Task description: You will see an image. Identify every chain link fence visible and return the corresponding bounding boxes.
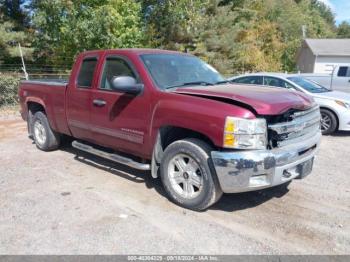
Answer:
[0,73,22,107]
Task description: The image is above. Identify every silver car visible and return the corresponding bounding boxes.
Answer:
[229,73,350,134]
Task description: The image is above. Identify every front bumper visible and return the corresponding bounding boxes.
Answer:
[338,109,350,131]
[211,131,321,193]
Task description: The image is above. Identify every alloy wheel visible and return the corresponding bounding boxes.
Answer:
[320,113,331,132]
[167,154,203,199]
[34,120,47,146]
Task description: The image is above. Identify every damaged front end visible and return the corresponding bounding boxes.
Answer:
[211,105,321,193]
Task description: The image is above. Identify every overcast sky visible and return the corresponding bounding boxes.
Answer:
[319,0,350,24]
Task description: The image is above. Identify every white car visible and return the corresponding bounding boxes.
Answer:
[229,73,350,134]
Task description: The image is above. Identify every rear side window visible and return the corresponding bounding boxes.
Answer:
[337,66,350,77]
[77,58,98,88]
[233,76,263,85]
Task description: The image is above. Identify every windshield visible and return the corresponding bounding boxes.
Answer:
[287,76,330,93]
[140,54,225,89]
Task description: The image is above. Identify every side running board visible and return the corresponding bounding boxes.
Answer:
[72,140,150,170]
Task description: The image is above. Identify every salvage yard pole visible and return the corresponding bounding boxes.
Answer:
[18,43,29,80]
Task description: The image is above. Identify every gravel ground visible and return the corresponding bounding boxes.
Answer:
[0,116,349,254]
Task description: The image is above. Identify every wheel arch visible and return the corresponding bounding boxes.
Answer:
[27,101,46,115]
[26,100,47,137]
[320,106,339,131]
[151,125,216,178]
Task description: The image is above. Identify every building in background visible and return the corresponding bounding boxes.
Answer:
[296,39,350,74]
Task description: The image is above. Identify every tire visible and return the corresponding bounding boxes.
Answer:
[27,110,34,139]
[320,109,337,135]
[31,111,61,151]
[160,138,223,211]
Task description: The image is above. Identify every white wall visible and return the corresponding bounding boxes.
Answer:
[314,56,350,73]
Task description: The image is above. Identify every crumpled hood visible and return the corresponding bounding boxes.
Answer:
[173,84,315,115]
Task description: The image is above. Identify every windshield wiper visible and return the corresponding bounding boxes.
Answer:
[164,81,214,90]
[181,81,214,86]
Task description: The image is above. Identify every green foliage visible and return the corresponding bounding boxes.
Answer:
[0,0,29,27]
[0,21,32,62]
[0,74,20,106]
[192,0,337,73]
[192,2,286,74]
[138,0,338,74]
[0,0,32,65]
[259,0,335,71]
[140,0,208,51]
[31,0,145,66]
[337,21,350,38]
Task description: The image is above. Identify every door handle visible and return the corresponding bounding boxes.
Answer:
[93,99,106,107]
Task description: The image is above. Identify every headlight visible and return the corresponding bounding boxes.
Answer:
[335,100,350,109]
[223,117,267,149]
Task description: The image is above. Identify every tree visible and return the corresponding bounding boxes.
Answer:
[140,0,208,51]
[0,1,32,66]
[263,0,335,71]
[192,1,285,75]
[0,0,29,28]
[0,20,31,63]
[31,0,145,66]
[337,21,350,38]
[310,0,335,28]
[195,0,336,73]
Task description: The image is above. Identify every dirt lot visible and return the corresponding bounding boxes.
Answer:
[0,115,349,255]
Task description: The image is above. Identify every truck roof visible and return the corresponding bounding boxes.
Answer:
[80,48,191,56]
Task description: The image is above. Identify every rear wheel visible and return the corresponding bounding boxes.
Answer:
[31,111,61,151]
[160,138,223,211]
[320,109,337,135]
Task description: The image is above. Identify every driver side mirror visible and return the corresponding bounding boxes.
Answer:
[111,76,143,95]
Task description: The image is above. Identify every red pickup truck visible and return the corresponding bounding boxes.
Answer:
[19,49,321,210]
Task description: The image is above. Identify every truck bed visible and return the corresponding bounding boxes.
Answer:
[19,79,71,136]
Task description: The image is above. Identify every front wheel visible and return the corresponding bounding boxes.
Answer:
[160,138,223,211]
[31,111,61,151]
[320,109,337,135]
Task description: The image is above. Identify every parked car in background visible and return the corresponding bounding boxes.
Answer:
[301,65,350,93]
[19,49,321,211]
[229,73,350,134]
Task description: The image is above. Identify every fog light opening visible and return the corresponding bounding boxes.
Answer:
[249,174,269,187]
[283,170,292,178]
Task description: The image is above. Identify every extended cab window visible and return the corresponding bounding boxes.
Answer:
[337,66,350,77]
[233,76,263,85]
[77,58,98,88]
[100,57,137,90]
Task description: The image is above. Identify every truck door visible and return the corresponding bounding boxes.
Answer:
[66,54,99,141]
[334,66,350,92]
[89,55,151,158]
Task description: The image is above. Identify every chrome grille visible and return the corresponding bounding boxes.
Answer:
[268,106,321,148]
